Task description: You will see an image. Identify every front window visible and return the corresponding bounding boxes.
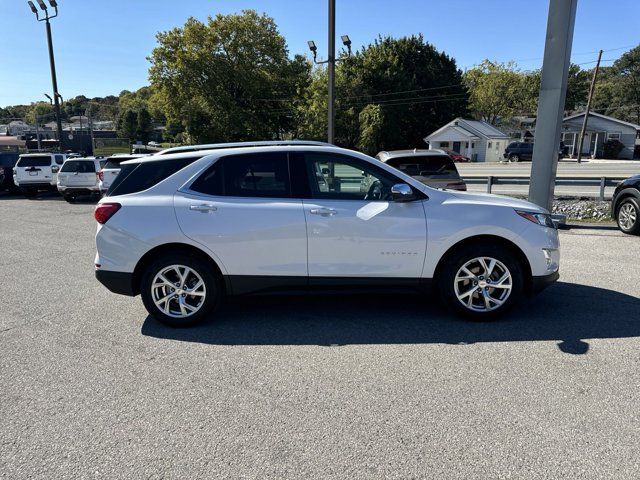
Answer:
[305,153,398,201]
[439,141,450,148]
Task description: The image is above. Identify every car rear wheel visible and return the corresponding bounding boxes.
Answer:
[141,254,221,327]
[616,198,640,235]
[64,194,76,203]
[509,154,520,163]
[437,244,524,320]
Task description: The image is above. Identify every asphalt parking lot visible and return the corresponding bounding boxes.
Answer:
[1,194,640,479]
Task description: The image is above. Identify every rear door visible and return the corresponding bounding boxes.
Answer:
[14,155,53,185]
[58,160,97,187]
[301,152,427,278]
[174,152,308,279]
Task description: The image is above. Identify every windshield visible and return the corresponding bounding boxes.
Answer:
[16,155,51,168]
[386,155,458,177]
[61,160,96,173]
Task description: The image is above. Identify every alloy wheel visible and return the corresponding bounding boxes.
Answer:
[151,264,207,318]
[618,202,637,231]
[454,257,512,312]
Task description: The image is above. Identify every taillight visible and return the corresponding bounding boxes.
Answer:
[446,181,467,191]
[97,170,104,181]
[94,203,121,224]
[51,166,60,173]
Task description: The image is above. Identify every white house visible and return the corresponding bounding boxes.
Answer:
[424,118,511,162]
[561,111,639,159]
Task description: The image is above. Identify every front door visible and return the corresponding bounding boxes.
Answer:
[452,141,461,154]
[300,152,427,278]
[174,152,308,278]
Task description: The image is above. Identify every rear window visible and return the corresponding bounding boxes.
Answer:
[189,152,290,198]
[386,155,458,177]
[61,160,96,173]
[106,157,199,196]
[17,155,51,168]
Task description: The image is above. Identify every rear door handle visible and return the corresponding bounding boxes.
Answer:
[189,204,217,213]
[309,207,337,217]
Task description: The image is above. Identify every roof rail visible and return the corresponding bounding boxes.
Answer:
[155,140,333,156]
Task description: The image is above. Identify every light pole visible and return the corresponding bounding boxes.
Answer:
[308,0,352,144]
[27,0,64,152]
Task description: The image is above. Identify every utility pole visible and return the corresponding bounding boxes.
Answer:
[87,107,95,156]
[28,1,64,152]
[528,0,578,211]
[327,0,336,144]
[307,1,352,145]
[576,49,603,164]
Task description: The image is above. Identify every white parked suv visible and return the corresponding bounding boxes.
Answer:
[57,157,105,201]
[94,144,560,327]
[98,154,148,193]
[13,152,66,196]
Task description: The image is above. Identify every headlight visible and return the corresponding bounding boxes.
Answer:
[515,210,555,228]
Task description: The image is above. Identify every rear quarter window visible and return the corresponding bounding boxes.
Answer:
[106,157,200,196]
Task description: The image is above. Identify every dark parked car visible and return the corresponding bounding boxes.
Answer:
[504,142,565,162]
[503,142,534,162]
[611,175,640,235]
[0,152,20,192]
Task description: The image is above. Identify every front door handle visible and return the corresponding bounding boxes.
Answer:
[309,207,337,217]
[189,204,217,213]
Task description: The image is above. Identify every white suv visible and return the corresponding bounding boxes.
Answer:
[57,157,105,201]
[98,154,148,193]
[94,144,560,327]
[13,153,66,196]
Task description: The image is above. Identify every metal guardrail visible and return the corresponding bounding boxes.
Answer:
[463,176,625,201]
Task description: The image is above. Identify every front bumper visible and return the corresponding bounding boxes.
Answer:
[95,270,136,296]
[531,270,560,294]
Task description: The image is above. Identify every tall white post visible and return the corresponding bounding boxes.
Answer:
[528,0,578,210]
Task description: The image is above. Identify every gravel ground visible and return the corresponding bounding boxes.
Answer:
[1,194,640,479]
[553,200,612,222]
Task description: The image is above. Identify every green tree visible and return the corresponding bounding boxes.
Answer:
[136,108,154,143]
[357,104,384,155]
[464,60,532,124]
[148,10,310,143]
[117,110,138,141]
[25,101,55,124]
[298,35,468,151]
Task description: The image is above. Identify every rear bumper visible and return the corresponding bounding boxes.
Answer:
[531,271,560,294]
[95,269,136,296]
[58,186,100,194]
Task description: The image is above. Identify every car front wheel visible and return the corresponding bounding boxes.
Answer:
[141,254,221,327]
[509,154,520,163]
[438,244,524,319]
[616,198,640,235]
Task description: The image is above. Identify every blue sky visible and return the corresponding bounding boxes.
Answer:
[1,0,639,107]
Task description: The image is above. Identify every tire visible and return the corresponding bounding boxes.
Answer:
[437,243,525,320]
[64,194,76,203]
[616,197,640,235]
[141,254,221,327]
[509,154,520,163]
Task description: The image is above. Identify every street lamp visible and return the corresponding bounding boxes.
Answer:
[307,1,352,144]
[27,0,64,152]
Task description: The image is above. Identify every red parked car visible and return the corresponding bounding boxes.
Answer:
[443,149,471,163]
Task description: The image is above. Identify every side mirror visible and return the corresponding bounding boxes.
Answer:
[391,183,415,202]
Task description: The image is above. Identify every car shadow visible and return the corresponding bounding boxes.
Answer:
[141,282,640,354]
